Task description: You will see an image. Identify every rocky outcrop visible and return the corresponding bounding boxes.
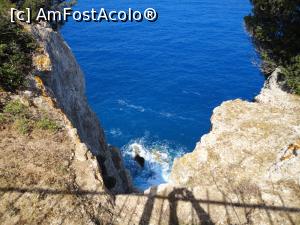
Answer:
[0,93,114,224]
[29,23,132,194]
[111,69,300,225]
[29,26,299,223]
[167,69,300,224]
[1,21,299,224]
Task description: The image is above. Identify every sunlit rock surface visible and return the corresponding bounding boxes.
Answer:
[1,21,299,224]
[31,23,132,194]
[0,93,113,225]
[112,70,300,225]
[167,69,300,224]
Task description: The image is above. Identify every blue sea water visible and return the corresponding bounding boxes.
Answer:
[61,0,264,190]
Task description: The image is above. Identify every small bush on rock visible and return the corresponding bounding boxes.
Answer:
[14,118,31,134]
[36,117,60,132]
[3,100,29,117]
[245,0,300,94]
[0,113,6,124]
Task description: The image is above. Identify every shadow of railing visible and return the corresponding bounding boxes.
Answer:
[1,186,300,225]
[167,188,214,225]
[138,186,158,225]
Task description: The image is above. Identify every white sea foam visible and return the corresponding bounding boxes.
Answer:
[159,112,174,118]
[159,111,194,121]
[182,90,202,96]
[109,128,122,137]
[122,138,185,190]
[118,99,145,112]
[118,99,193,122]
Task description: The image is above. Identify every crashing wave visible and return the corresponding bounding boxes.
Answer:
[121,137,185,190]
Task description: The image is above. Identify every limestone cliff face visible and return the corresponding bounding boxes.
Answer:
[111,70,300,225]
[171,69,300,187]
[30,23,132,194]
[24,24,300,223]
[2,21,299,224]
[166,69,300,224]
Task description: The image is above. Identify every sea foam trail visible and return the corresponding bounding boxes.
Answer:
[118,99,194,121]
[122,138,185,190]
[118,99,145,112]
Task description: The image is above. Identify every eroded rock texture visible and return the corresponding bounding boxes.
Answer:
[1,22,299,224]
[0,94,114,225]
[30,23,132,194]
[167,69,300,224]
[112,70,300,225]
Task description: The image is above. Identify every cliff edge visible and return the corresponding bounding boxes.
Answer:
[30,23,132,194]
[113,69,300,225]
[0,22,132,224]
[1,22,299,224]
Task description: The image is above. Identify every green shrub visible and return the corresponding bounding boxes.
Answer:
[0,0,74,91]
[3,100,29,117]
[0,7,37,92]
[36,117,60,132]
[282,55,300,95]
[0,113,6,124]
[0,0,14,13]
[21,0,52,19]
[1,100,61,133]
[14,118,31,134]
[245,0,300,94]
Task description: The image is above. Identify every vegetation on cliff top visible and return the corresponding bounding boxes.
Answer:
[245,0,300,94]
[1,0,299,94]
[0,0,37,92]
[0,98,61,134]
[0,0,71,92]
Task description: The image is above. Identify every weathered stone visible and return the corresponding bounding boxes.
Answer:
[30,23,132,194]
[111,70,300,225]
[1,20,299,224]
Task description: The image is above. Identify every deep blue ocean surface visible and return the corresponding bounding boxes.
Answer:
[61,0,264,190]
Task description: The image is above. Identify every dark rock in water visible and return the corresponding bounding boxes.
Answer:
[134,154,145,168]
